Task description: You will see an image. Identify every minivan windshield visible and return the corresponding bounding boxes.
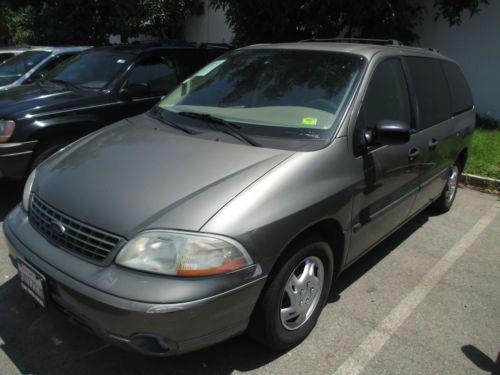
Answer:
[43,51,133,89]
[0,50,50,86]
[159,49,365,149]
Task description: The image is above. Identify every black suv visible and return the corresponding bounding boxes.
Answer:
[0,42,230,180]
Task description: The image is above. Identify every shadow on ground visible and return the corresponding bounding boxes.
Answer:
[0,181,23,221]
[0,183,431,375]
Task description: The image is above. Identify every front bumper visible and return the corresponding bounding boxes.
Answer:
[0,141,37,180]
[3,205,266,355]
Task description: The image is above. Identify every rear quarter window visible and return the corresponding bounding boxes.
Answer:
[405,57,452,129]
[441,61,473,115]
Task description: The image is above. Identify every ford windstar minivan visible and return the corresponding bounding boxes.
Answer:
[4,39,475,355]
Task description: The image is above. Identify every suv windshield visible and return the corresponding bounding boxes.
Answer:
[159,49,365,149]
[43,51,133,89]
[0,50,50,86]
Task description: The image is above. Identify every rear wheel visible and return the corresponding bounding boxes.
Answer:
[248,235,334,351]
[431,162,461,213]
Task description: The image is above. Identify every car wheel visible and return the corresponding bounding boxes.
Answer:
[431,162,461,213]
[248,235,334,351]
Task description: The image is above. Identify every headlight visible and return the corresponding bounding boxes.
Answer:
[116,230,253,276]
[0,120,15,143]
[22,169,36,211]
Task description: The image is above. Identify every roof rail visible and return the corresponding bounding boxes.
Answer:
[299,38,404,46]
[195,42,233,49]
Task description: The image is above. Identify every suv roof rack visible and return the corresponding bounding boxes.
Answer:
[299,38,404,46]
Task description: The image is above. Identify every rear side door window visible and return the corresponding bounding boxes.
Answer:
[354,58,411,153]
[441,61,473,115]
[404,57,452,130]
[127,55,179,97]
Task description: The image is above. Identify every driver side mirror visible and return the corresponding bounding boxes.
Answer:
[364,120,411,146]
[119,82,151,101]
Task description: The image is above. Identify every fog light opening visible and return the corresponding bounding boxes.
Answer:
[130,333,172,355]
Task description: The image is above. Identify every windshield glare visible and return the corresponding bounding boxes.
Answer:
[0,50,50,86]
[44,51,132,89]
[159,49,365,142]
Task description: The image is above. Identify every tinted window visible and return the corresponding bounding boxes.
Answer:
[0,50,50,85]
[405,57,451,129]
[127,55,178,95]
[38,53,77,75]
[441,61,473,115]
[44,51,133,89]
[171,49,207,77]
[0,53,15,63]
[355,59,411,147]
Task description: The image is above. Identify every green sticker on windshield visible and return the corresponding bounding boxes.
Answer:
[302,117,318,126]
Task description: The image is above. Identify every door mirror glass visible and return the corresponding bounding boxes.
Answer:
[365,120,411,146]
[119,82,151,100]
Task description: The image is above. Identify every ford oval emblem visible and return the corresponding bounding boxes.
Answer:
[49,220,66,236]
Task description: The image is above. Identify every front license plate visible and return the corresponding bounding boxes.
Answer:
[17,258,47,307]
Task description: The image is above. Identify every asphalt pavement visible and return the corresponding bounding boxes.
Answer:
[0,184,498,375]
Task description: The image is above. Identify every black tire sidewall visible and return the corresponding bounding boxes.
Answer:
[251,237,334,351]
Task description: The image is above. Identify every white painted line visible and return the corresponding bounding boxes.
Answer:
[333,205,499,375]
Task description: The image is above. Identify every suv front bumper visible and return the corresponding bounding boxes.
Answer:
[0,141,37,180]
[3,205,266,355]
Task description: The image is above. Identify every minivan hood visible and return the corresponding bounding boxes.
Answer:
[0,83,97,119]
[35,117,293,237]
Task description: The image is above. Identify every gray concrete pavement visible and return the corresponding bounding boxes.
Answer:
[0,186,498,375]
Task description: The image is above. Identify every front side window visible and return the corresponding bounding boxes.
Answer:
[0,50,50,86]
[43,51,133,89]
[158,49,365,149]
[127,55,178,96]
[354,59,411,151]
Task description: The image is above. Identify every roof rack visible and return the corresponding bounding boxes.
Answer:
[299,38,404,46]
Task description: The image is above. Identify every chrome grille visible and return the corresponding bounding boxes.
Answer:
[30,195,123,263]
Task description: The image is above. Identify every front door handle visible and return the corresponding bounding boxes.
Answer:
[428,138,439,150]
[408,147,420,161]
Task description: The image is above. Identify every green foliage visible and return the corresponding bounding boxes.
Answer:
[0,0,196,46]
[464,129,500,179]
[211,0,489,46]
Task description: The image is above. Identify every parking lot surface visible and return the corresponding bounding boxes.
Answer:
[0,184,498,375]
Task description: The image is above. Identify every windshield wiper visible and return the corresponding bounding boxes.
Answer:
[149,107,196,135]
[178,111,260,147]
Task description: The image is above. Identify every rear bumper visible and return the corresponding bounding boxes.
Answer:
[0,141,36,180]
[3,207,266,355]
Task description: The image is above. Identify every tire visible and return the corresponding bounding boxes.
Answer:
[431,161,461,213]
[248,235,334,351]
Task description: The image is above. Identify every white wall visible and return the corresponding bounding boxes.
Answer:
[183,3,234,44]
[415,1,500,118]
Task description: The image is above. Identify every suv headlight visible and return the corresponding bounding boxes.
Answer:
[116,230,253,276]
[22,169,36,211]
[0,120,15,143]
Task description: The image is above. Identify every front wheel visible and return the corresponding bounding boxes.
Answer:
[248,236,334,351]
[431,162,461,213]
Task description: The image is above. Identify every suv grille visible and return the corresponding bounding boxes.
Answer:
[30,195,123,263]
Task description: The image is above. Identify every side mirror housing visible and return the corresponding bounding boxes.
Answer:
[364,120,411,146]
[119,82,151,100]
